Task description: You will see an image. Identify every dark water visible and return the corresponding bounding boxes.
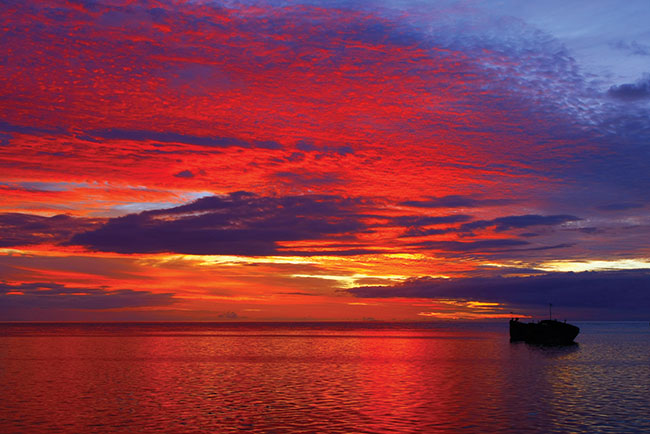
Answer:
[0,322,648,433]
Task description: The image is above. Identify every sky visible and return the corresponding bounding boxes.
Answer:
[1,0,649,321]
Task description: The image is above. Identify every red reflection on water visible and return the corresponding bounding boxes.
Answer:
[5,323,644,433]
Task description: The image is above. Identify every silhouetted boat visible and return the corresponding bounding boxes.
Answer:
[509,318,579,345]
[510,304,579,345]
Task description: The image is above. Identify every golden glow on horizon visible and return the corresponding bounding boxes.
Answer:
[290,273,407,288]
[411,299,512,320]
[436,299,503,309]
[466,301,501,308]
[538,259,650,272]
[168,254,319,266]
[182,294,269,302]
[417,311,515,320]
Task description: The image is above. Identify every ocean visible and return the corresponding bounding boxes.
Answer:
[0,321,648,433]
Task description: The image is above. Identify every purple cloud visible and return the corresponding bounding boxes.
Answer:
[0,213,100,247]
[411,239,530,252]
[607,74,650,100]
[0,282,175,311]
[174,170,195,179]
[348,270,650,320]
[460,214,581,233]
[394,214,474,226]
[82,129,283,149]
[70,192,368,255]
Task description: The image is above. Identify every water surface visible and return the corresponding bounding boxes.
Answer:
[1,322,648,433]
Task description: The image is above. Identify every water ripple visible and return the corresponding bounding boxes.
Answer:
[0,322,648,433]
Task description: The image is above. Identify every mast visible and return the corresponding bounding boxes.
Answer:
[549,303,552,320]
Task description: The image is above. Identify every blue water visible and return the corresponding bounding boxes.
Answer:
[0,322,648,433]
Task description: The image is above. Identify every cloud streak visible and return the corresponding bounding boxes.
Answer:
[83,129,283,150]
[0,281,175,311]
[460,214,581,233]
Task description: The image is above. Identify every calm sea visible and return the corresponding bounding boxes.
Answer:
[0,322,648,433]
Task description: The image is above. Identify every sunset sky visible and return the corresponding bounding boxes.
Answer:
[1,0,649,321]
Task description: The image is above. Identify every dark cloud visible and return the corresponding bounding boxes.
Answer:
[348,270,650,319]
[412,239,530,251]
[464,265,549,278]
[607,74,650,100]
[397,214,580,239]
[460,214,581,233]
[0,213,100,247]
[0,282,174,311]
[82,129,283,149]
[400,228,453,237]
[0,119,63,136]
[394,214,473,226]
[285,152,305,162]
[70,192,367,255]
[409,239,573,254]
[1,119,284,152]
[0,132,11,146]
[295,140,355,156]
[400,195,517,209]
[596,202,645,211]
[1,181,88,192]
[174,169,195,178]
[394,214,473,237]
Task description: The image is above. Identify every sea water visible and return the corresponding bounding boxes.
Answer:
[0,322,648,433]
